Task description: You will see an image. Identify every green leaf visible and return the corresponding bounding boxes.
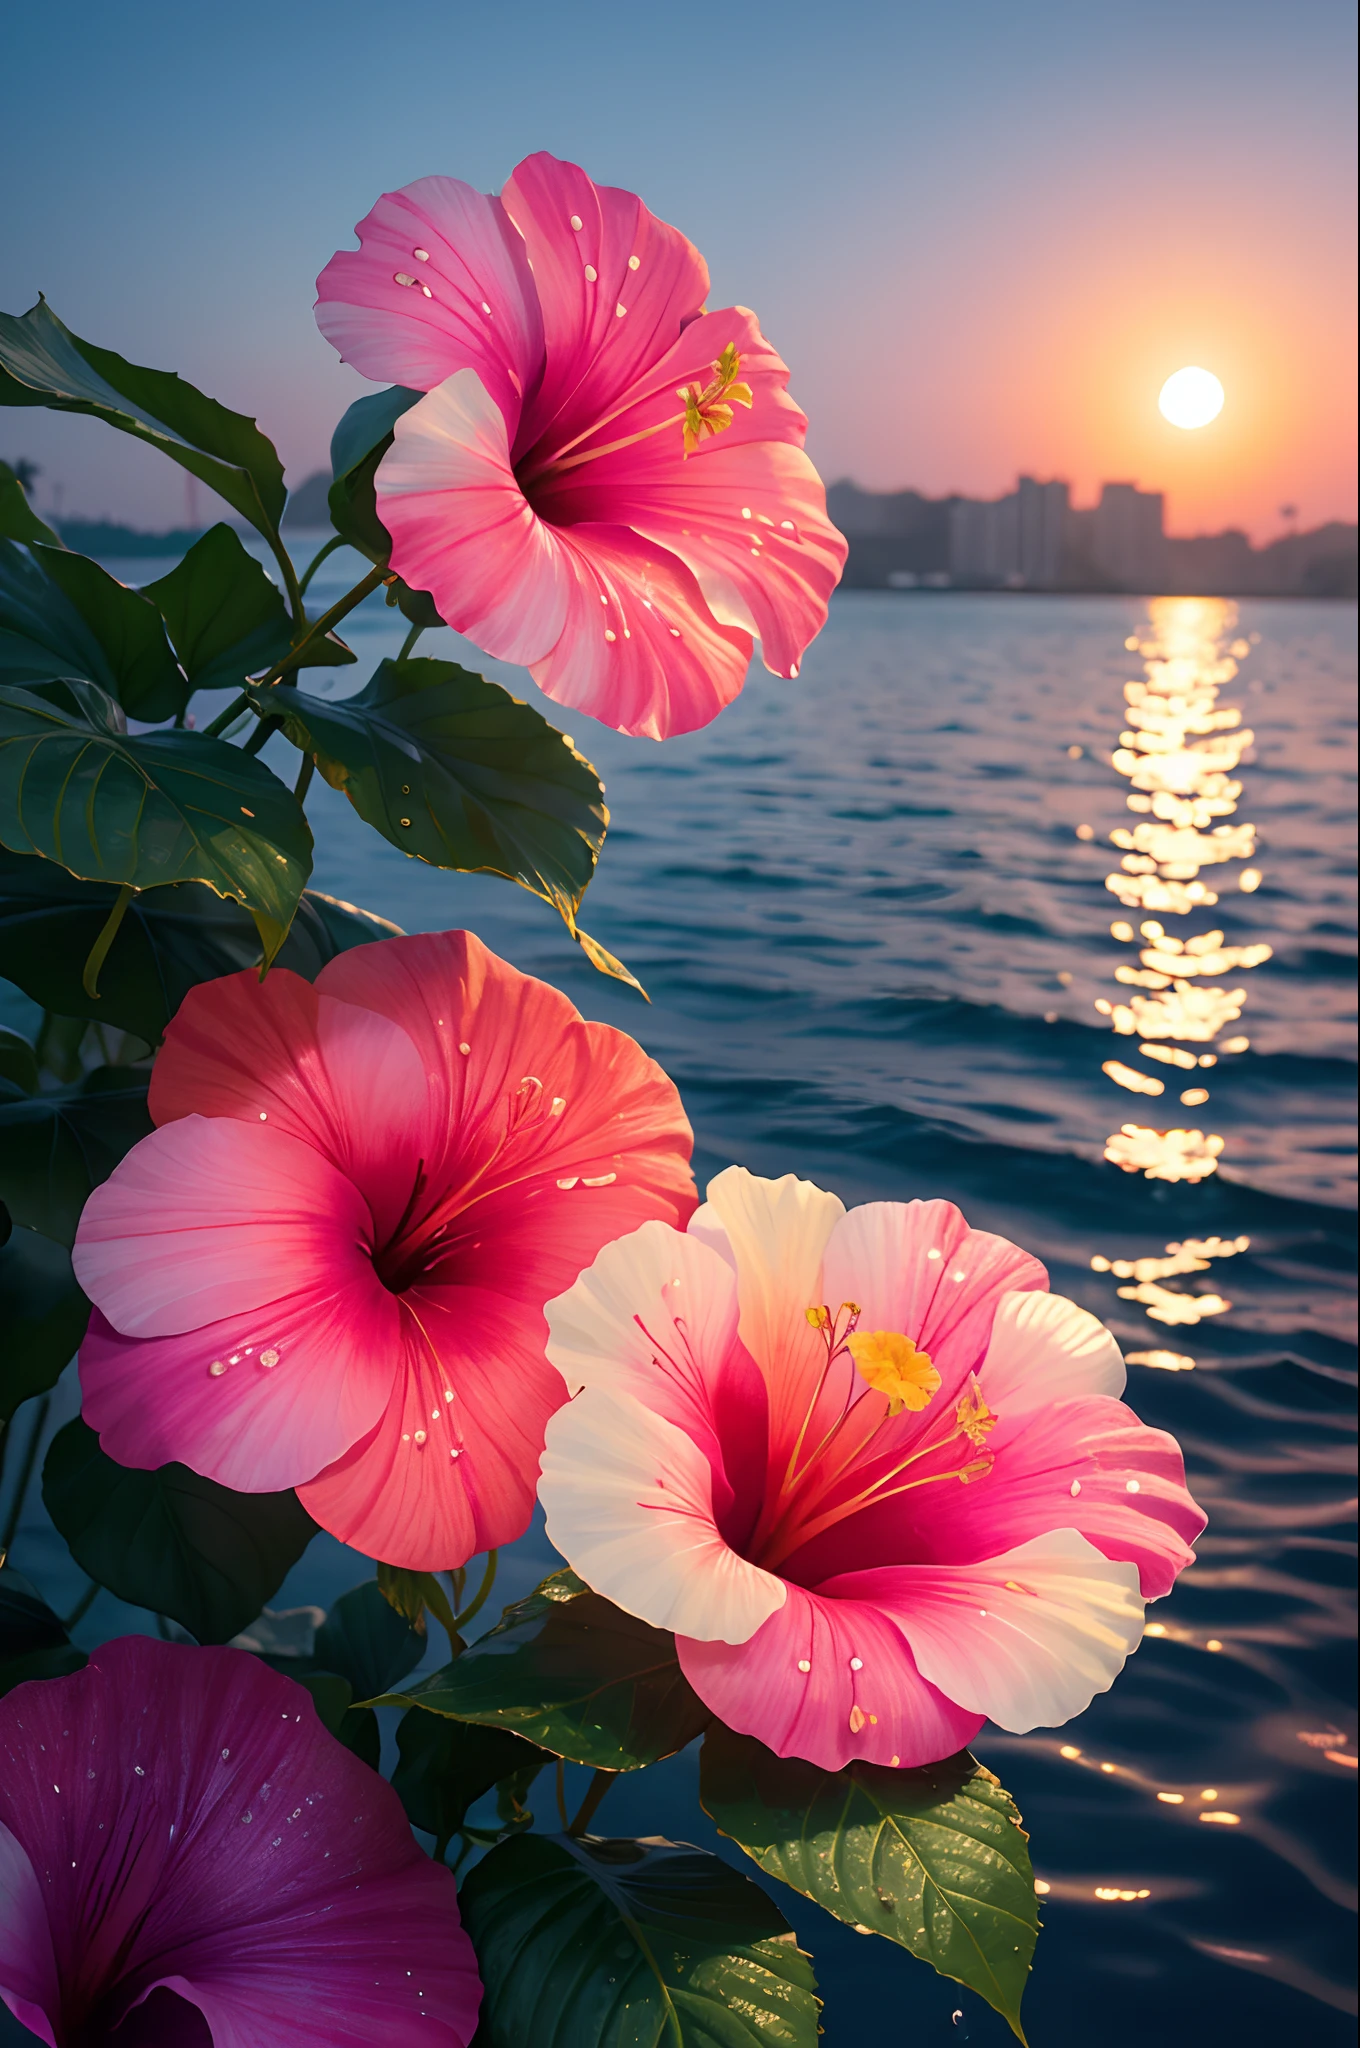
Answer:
[0,460,60,547]
[699,1727,1039,2042]
[293,1670,381,1771]
[0,846,401,1046]
[328,386,442,629]
[377,1568,710,1770]
[460,1832,820,2048]
[0,538,187,722]
[313,1578,427,1701]
[141,523,294,692]
[0,1566,87,1699]
[0,678,313,964]
[42,1417,318,1644]
[0,1068,152,1243]
[257,659,607,936]
[0,1221,90,1420]
[0,298,287,539]
[393,1710,548,1843]
[0,1026,38,1093]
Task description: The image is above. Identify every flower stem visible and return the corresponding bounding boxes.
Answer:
[293,754,315,804]
[81,884,135,1000]
[567,1768,617,1837]
[452,1549,498,1633]
[265,529,307,629]
[0,1395,51,1564]
[201,561,389,740]
[397,622,425,661]
[298,533,346,597]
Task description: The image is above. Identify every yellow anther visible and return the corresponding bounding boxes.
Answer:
[682,343,753,455]
[956,1378,998,1448]
[805,1304,832,1330]
[846,1330,941,1415]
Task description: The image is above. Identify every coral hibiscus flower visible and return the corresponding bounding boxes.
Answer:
[73,931,694,1570]
[0,1636,479,2045]
[315,152,847,740]
[539,1168,1206,1770]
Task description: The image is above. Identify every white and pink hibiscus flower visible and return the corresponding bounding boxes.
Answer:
[538,1168,1206,1770]
[315,152,847,740]
[73,931,694,1571]
[0,1637,480,2046]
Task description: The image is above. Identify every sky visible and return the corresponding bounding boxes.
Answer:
[2,0,1355,541]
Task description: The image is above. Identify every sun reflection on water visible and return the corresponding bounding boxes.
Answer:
[1092,597,1271,1359]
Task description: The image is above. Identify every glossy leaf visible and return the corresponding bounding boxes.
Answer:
[0,538,186,722]
[0,298,287,538]
[0,1068,152,1244]
[393,1711,548,1844]
[42,1417,318,1644]
[258,659,606,934]
[0,1221,90,1420]
[0,1567,87,1700]
[460,1831,820,2048]
[141,523,294,692]
[0,847,401,1046]
[699,1726,1038,2042]
[0,460,61,547]
[328,385,440,627]
[313,1579,427,1701]
[376,1569,710,1770]
[0,677,313,963]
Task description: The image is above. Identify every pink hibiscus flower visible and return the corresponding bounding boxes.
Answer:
[538,1168,1206,1771]
[73,931,694,1570]
[0,1636,479,2046]
[315,151,847,740]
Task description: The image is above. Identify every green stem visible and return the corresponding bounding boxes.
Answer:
[265,528,307,629]
[451,1549,498,1633]
[397,622,425,661]
[555,1759,569,1830]
[63,1578,101,1632]
[298,532,346,597]
[241,714,281,759]
[567,1768,617,1838]
[201,690,253,740]
[202,561,389,740]
[0,1394,51,1563]
[81,885,135,1000]
[294,754,315,804]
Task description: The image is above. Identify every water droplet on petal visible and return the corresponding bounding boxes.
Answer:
[241,1809,252,1823]
[413,248,430,261]
[605,629,616,643]
[849,1656,863,1671]
[259,1348,281,1368]
[570,214,583,230]
[616,303,627,317]
[459,1042,471,1055]
[209,1360,228,1378]
[790,663,800,678]
[582,1172,617,1187]
[927,1247,942,1260]
[1071,1479,1082,1496]
[848,1704,867,1733]
[413,1430,428,1445]
[1126,1479,1141,1493]
[797,1658,811,1672]
[557,1176,580,1191]
[584,264,597,282]
[220,1748,230,1760]
[628,254,640,270]
[550,1096,567,1116]
[259,1111,268,1121]
[741,507,752,519]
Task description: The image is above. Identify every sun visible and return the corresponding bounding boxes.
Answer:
[1159,366,1225,430]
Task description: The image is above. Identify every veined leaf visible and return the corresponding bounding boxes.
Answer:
[328,385,439,627]
[699,1726,1039,2042]
[0,847,400,1045]
[460,1831,820,2048]
[142,523,294,692]
[312,1579,426,1702]
[0,1068,152,1244]
[0,537,186,722]
[42,1417,318,1645]
[0,298,286,538]
[392,1712,549,1843]
[0,677,312,963]
[256,658,608,940]
[374,1568,710,1770]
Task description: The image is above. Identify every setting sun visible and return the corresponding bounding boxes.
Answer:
[1159,365,1226,431]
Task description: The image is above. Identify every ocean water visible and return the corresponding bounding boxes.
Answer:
[3,564,1355,2046]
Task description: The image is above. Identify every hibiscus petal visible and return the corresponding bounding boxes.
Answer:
[377,370,573,666]
[0,1822,58,2045]
[149,969,434,1244]
[526,305,845,679]
[0,1639,480,2047]
[315,174,542,430]
[501,151,709,461]
[854,1528,1146,1733]
[299,1285,565,1570]
[678,1581,982,1772]
[526,522,753,740]
[699,1167,845,1468]
[980,1289,1127,1410]
[76,1119,398,1491]
[540,1385,785,1645]
[822,1199,1048,1396]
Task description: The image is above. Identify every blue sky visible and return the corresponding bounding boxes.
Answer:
[3,0,1355,535]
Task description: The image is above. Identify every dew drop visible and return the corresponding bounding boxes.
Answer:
[420,285,433,298]
[221,1748,230,1760]
[259,1111,268,1121]
[394,271,416,288]
[849,1656,863,1671]
[741,507,752,519]
[570,214,583,230]
[797,1659,811,1673]
[582,1172,617,1187]
[413,1430,428,1445]
[459,1042,471,1055]
[413,247,430,261]
[431,1409,440,1420]
[604,629,617,643]
[443,1389,455,1403]
[1126,1480,1141,1493]
[449,1447,462,1460]
[616,303,627,318]
[927,1247,942,1261]
[133,1766,145,1777]
[480,301,491,315]
[627,254,640,270]
[557,1176,580,1191]
[241,1810,252,1824]
[259,1348,281,1368]
[399,817,412,829]
[668,627,681,638]
[551,1096,567,1116]
[209,1360,228,1378]
[951,1269,967,1282]
[1071,1479,1082,1496]
[848,1704,867,1733]
[584,264,597,282]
